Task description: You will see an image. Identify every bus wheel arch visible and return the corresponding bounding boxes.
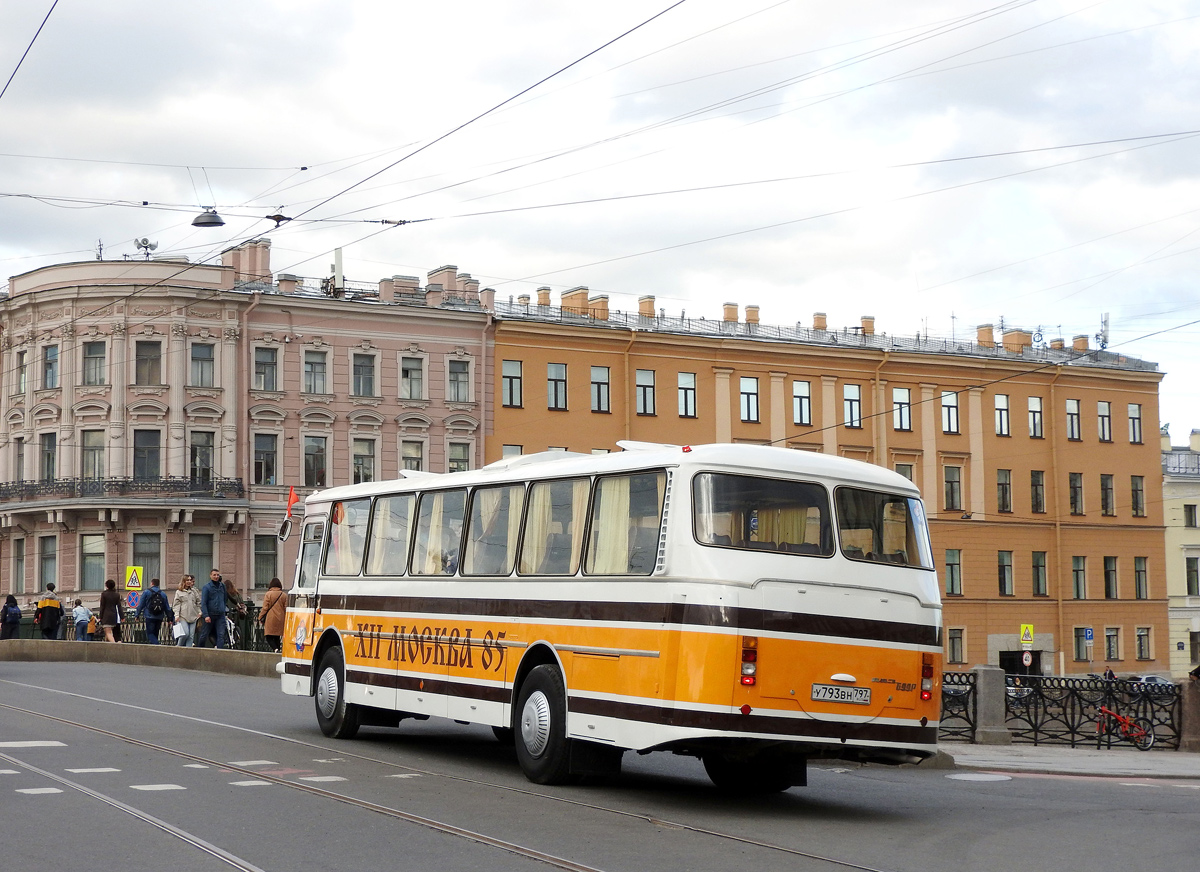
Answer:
[313,638,362,739]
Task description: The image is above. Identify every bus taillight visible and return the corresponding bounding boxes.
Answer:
[920,652,934,700]
[740,637,758,686]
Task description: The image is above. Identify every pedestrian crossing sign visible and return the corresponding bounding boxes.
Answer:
[125,566,144,591]
[1020,624,1034,644]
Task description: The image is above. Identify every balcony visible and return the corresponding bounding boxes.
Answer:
[0,476,245,503]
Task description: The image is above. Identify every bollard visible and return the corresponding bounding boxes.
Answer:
[972,665,1012,745]
[1182,680,1200,753]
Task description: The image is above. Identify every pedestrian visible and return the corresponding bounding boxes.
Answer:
[98,579,123,643]
[199,569,228,649]
[257,578,287,653]
[72,599,93,641]
[34,583,64,641]
[172,574,201,647]
[1,594,21,640]
[1103,666,1117,681]
[135,578,174,645]
[1189,664,1200,682]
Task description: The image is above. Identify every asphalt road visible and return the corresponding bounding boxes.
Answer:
[1,661,1197,872]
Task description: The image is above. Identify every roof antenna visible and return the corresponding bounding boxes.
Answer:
[1096,312,1109,349]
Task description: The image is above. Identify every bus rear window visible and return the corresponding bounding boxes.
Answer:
[693,473,832,556]
[834,487,933,569]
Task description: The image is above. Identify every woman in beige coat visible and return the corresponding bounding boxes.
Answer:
[172,575,202,647]
[257,578,287,653]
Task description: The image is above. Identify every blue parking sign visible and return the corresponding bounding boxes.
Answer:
[1084,627,1094,642]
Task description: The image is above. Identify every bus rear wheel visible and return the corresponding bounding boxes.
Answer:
[514,665,573,784]
[702,751,796,794]
[315,647,361,739]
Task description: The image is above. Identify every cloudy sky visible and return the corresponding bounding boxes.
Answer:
[2,1,1198,436]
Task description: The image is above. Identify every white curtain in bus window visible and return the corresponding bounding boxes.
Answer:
[586,472,665,575]
[834,487,933,568]
[365,494,415,575]
[464,484,525,575]
[323,499,371,575]
[412,489,467,575]
[519,478,589,575]
[692,473,831,555]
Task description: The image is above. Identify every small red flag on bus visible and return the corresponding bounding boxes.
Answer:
[286,486,299,518]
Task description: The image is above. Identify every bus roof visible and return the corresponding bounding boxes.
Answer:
[304,442,921,505]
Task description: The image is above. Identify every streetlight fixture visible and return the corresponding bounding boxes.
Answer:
[192,208,225,228]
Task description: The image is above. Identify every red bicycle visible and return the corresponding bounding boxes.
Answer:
[1095,705,1156,750]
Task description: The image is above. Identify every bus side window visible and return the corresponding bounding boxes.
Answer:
[323,499,371,576]
[411,489,467,576]
[585,471,666,576]
[519,478,588,576]
[365,494,415,576]
[464,484,524,576]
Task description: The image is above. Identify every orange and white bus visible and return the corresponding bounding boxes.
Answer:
[278,442,942,791]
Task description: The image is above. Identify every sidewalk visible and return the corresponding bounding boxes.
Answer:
[942,741,1200,779]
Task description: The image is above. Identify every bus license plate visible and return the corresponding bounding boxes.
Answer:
[811,683,871,705]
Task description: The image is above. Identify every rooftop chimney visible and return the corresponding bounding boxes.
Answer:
[813,312,827,331]
[861,315,875,336]
[561,287,589,314]
[638,295,655,317]
[517,294,530,307]
[588,295,609,320]
[723,302,738,322]
[427,265,459,292]
[1072,334,1090,352]
[378,277,395,303]
[1190,429,1200,453]
[976,324,995,348]
[1050,338,1065,350]
[1002,329,1032,354]
[394,275,420,297]
[537,287,551,307]
[745,305,760,324]
[277,273,299,295]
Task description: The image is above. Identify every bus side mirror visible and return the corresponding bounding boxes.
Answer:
[278,518,292,542]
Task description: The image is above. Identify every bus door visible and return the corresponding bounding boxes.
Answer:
[286,517,325,671]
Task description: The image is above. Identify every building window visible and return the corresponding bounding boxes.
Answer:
[254,536,277,589]
[1031,470,1046,513]
[941,391,959,434]
[998,551,1014,596]
[945,549,962,595]
[1069,472,1084,515]
[39,536,57,590]
[448,442,471,473]
[253,434,277,485]
[500,444,522,459]
[42,345,59,389]
[186,533,211,584]
[843,384,862,428]
[190,343,215,387]
[947,628,965,664]
[189,432,214,484]
[636,369,656,416]
[793,380,811,426]
[254,347,277,391]
[1128,404,1143,443]
[352,439,375,484]
[895,463,914,481]
[1188,557,1200,596]
[892,387,911,431]
[304,436,327,487]
[133,430,160,480]
[13,437,23,481]
[591,366,610,413]
[12,538,25,595]
[1074,627,1089,661]
[135,341,161,386]
[352,353,375,397]
[995,394,1010,436]
[547,363,567,411]
[303,351,327,394]
[402,440,424,471]
[1105,627,1120,661]
[80,533,105,591]
[448,359,470,403]
[1134,556,1148,599]
[80,430,105,480]
[1028,396,1043,438]
[740,377,759,422]
[1185,504,1197,527]
[1032,551,1047,596]
[1104,556,1118,599]
[678,372,697,418]
[944,466,962,511]
[996,469,1012,513]
[502,360,523,408]
[1131,475,1145,517]
[15,349,27,393]
[1072,556,1087,599]
[1065,398,1081,441]
[1097,401,1112,441]
[1135,627,1151,660]
[1099,473,1115,516]
[82,341,106,386]
[401,357,424,400]
[134,533,161,589]
[39,433,56,481]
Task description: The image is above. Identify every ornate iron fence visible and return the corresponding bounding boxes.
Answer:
[1004,675,1180,750]
[14,610,272,653]
[939,671,976,741]
[0,475,244,502]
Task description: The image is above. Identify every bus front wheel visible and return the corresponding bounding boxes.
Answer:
[315,647,361,739]
[514,665,573,784]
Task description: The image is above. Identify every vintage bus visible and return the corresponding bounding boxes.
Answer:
[277,442,942,791]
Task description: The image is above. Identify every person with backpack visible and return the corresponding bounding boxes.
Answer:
[72,599,94,641]
[135,578,174,645]
[34,583,64,641]
[1,594,21,640]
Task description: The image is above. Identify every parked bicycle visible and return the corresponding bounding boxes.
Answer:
[1095,704,1155,750]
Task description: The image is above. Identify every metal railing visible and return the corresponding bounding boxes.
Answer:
[0,475,244,502]
[1003,675,1180,749]
[9,609,273,653]
[939,671,977,741]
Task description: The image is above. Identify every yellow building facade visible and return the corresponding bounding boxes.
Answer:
[489,293,1169,677]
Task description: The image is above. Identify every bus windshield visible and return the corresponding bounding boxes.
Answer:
[834,487,933,569]
[692,472,833,556]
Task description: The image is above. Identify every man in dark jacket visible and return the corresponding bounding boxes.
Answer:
[135,578,175,645]
[34,583,64,640]
[199,569,228,649]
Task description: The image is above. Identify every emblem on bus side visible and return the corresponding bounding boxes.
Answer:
[295,622,307,652]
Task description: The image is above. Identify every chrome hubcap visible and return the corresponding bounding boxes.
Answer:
[316,666,339,719]
[520,690,552,757]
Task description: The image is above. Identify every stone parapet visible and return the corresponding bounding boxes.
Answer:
[0,639,279,679]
